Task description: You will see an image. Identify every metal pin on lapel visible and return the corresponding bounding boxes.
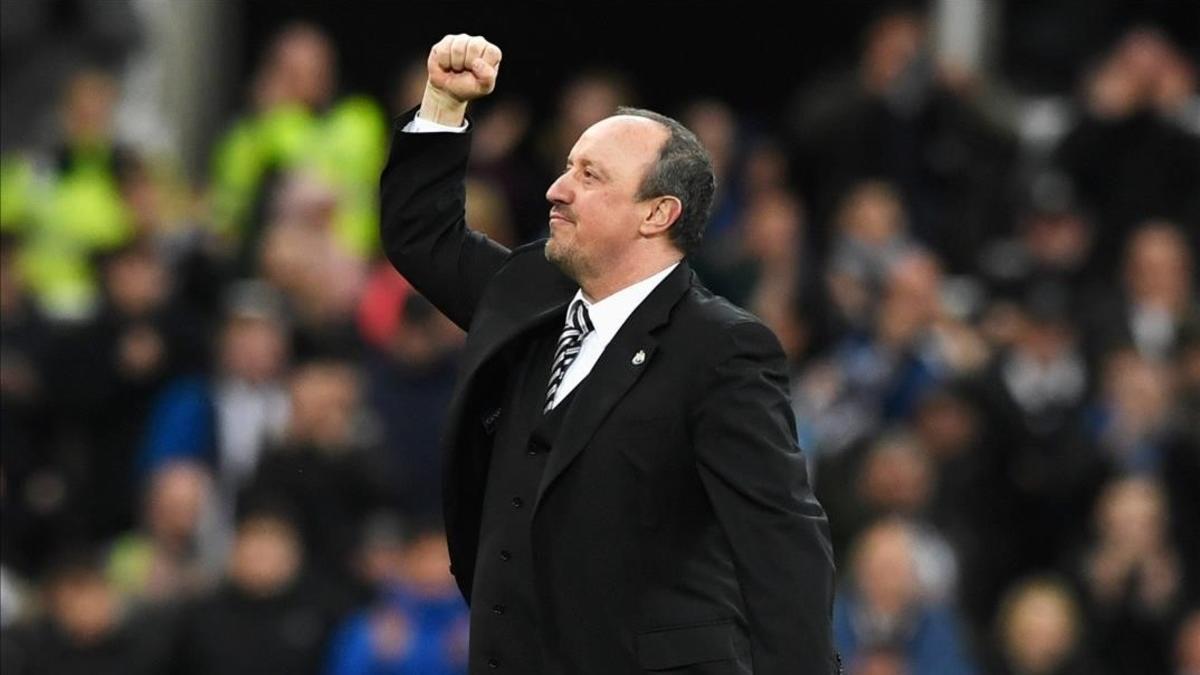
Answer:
[632,350,646,365]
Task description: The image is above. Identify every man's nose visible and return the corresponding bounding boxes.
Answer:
[546,173,571,205]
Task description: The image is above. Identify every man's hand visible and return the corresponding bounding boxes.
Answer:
[419,34,502,127]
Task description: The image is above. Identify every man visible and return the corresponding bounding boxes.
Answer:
[381,34,836,674]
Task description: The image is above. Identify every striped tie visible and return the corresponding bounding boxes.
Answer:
[545,299,594,412]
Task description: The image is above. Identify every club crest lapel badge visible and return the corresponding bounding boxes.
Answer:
[632,350,646,366]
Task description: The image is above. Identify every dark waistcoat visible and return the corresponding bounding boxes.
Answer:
[468,318,579,674]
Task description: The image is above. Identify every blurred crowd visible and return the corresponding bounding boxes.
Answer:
[1,8,1198,675]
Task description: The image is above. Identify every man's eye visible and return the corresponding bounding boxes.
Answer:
[583,170,597,180]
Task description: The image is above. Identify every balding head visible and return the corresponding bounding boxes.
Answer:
[544,107,713,298]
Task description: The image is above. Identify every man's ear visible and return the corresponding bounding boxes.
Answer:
[639,196,682,237]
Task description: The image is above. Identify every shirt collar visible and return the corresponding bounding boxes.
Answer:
[570,262,680,343]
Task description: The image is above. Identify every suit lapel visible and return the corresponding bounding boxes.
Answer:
[534,261,694,512]
[453,258,576,406]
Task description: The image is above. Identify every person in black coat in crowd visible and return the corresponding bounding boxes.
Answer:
[243,359,394,593]
[171,499,346,675]
[0,551,174,675]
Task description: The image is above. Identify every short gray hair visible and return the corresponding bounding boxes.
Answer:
[615,106,715,256]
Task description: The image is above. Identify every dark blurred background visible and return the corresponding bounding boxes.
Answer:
[1,1,1198,674]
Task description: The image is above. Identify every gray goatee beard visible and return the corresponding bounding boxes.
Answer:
[544,237,586,284]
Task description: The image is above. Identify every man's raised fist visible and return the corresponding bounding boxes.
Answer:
[427,34,502,104]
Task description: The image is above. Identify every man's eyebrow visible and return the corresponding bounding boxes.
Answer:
[565,157,608,177]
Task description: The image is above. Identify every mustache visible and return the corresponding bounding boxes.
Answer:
[549,207,575,222]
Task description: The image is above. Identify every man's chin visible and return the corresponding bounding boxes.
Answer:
[544,240,580,281]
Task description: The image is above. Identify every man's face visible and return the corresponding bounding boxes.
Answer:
[220,315,287,383]
[230,517,301,596]
[50,573,118,645]
[544,116,667,282]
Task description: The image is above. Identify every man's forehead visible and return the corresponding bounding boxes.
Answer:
[571,116,667,165]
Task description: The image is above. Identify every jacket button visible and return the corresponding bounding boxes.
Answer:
[499,550,511,561]
[488,658,500,669]
[511,497,523,508]
[526,439,546,455]
[492,604,505,615]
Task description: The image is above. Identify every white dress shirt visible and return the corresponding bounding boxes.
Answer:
[547,263,679,409]
[404,112,680,410]
[402,115,469,133]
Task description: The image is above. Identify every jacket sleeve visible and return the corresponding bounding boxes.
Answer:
[379,109,510,330]
[691,320,837,675]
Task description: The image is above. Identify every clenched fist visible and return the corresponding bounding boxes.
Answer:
[419,34,502,127]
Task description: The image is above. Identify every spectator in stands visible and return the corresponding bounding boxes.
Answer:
[802,249,966,458]
[8,69,139,319]
[681,102,820,365]
[350,511,409,593]
[66,239,203,539]
[210,22,386,268]
[326,518,469,675]
[1088,349,1176,474]
[911,387,1011,633]
[1055,29,1200,272]
[688,107,800,327]
[857,433,958,603]
[138,281,291,509]
[989,576,1098,675]
[244,359,391,587]
[175,499,345,675]
[106,460,223,606]
[979,170,1100,312]
[787,7,1016,271]
[741,189,815,363]
[972,280,1102,589]
[1074,477,1185,675]
[1,551,171,675]
[913,386,988,526]
[701,185,801,306]
[821,429,961,607]
[258,171,367,359]
[681,98,745,245]
[1088,221,1197,363]
[825,181,919,333]
[834,518,977,675]
[695,180,817,365]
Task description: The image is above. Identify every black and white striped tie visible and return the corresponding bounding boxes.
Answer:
[545,298,594,412]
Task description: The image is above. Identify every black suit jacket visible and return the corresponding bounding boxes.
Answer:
[381,110,836,674]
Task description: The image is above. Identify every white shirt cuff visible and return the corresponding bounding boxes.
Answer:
[402,115,470,133]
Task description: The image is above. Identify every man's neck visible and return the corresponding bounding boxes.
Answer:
[579,255,683,303]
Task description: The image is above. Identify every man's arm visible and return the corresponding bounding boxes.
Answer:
[379,34,507,330]
[692,320,837,674]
